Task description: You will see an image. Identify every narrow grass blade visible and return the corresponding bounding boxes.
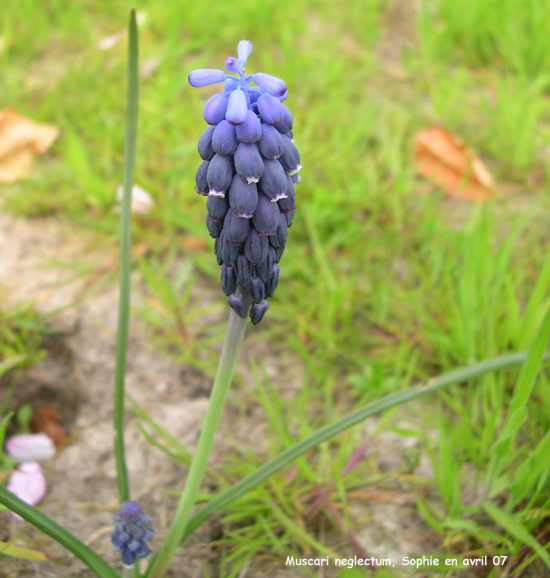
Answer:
[113,8,139,503]
[180,351,546,540]
[0,540,48,561]
[0,486,120,578]
[482,501,550,570]
[0,355,28,378]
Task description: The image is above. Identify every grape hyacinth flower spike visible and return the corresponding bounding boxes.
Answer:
[189,40,301,324]
[111,501,155,568]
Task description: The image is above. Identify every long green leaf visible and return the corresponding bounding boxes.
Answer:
[179,351,546,541]
[113,6,139,503]
[483,501,550,570]
[0,486,120,578]
[0,355,28,377]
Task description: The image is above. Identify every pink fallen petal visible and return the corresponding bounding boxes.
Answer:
[7,462,46,519]
[5,433,55,463]
[116,184,154,214]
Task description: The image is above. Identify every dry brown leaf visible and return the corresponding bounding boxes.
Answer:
[31,405,66,449]
[414,125,497,200]
[0,107,58,183]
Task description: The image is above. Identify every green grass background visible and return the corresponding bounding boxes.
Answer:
[2,0,550,576]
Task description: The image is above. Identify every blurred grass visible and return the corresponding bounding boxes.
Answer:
[2,0,550,575]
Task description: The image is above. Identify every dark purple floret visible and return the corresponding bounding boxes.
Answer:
[207,154,234,197]
[248,277,266,303]
[234,142,264,184]
[206,214,223,238]
[236,110,262,143]
[235,254,252,285]
[212,120,238,155]
[269,212,288,248]
[214,237,223,265]
[257,246,276,282]
[198,125,216,161]
[221,232,241,266]
[257,93,285,125]
[252,192,279,236]
[228,174,258,218]
[227,293,249,318]
[265,265,279,297]
[189,40,301,323]
[203,94,228,125]
[206,194,229,222]
[273,104,293,134]
[259,159,287,201]
[221,264,238,296]
[224,209,250,244]
[258,124,285,160]
[111,501,155,567]
[250,300,269,324]
[279,133,301,175]
[244,227,269,265]
[195,161,209,195]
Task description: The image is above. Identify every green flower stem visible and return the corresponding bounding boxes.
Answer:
[147,307,249,578]
[122,565,135,578]
[113,8,139,503]
[179,350,550,541]
[0,486,120,578]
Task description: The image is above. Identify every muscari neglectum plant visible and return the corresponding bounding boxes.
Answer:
[1,10,550,578]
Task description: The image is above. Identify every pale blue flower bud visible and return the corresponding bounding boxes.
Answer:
[225,57,240,74]
[259,159,287,201]
[198,125,216,161]
[207,154,233,196]
[212,120,238,155]
[254,72,287,98]
[226,89,248,125]
[252,192,279,236]
[206,193,229,222]
[188,68,226,88]
[236,110,262,143]
[203,94,229,125]
[195,161,209,196]
[257,93,285,125]
[237,40,253,64]
[258,124,285,159]
[234,142,264,184]
[228,174,258,218]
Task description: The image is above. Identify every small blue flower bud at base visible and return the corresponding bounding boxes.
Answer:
[206,193,229,222]
[206,214,223,238]
[226,89,248,125]
[248,277,266,303]
[257,246,276,282]
[269,212,288,248]
[188,68,226,88]
[214,237,223,265]
[258,124,285,159]
[195,161,209,196]
[224,209,251,244]
[228,174,258,218]
[259,159,287,201]
[236,110,262,143]
[265,265,280,297]
[273,104,293,134]
[111,501,155,567]
[291,172,300,184]
[221,264,238,296]
[227,293,249,318]
[253,72,287,98]
[234,142,264,184]
[237,40,253,64]
[212,120,238,155]
[244,227,269,264]
[222,77,239,94]
[250,299,269,324]
[225,56,240,74]
[252,192,280,236]
[203,94,229,125]
[286,130,294,140]
[257,93,285,125]
[198,125,216,161]
[235,254,252,286]
[207,154,234,197]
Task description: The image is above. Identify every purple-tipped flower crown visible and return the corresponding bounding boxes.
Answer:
[189,40,301,324]
[111,501,155,566]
